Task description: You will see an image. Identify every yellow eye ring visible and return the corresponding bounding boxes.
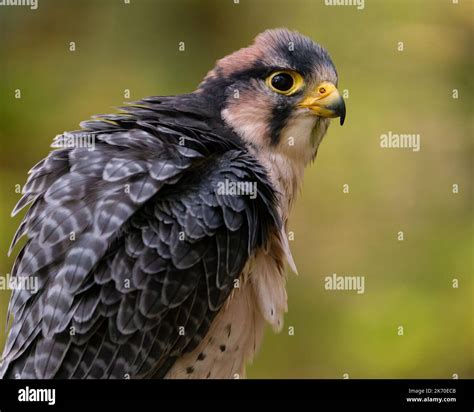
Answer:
[266,70,304,96]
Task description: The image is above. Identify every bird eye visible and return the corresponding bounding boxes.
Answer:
[319,87,326,94]
[271,73,293,91]
[266,70,304,95]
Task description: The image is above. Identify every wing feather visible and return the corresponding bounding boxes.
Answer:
[0,96,279,379]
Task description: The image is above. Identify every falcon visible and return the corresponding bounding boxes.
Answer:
[0,28,345,379]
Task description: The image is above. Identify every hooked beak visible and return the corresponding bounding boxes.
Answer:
[298,82,346,126]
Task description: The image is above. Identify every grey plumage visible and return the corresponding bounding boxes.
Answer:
[0,94,279,379]
[1,28,345,379]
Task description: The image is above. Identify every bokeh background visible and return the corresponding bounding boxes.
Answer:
[0,0,472,378]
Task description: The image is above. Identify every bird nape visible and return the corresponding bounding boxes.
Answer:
[0,28,345,379]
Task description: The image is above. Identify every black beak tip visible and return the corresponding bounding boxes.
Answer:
[339,101,346,126]
[339,112,346,126]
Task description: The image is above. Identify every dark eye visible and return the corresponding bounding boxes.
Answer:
[266,70,303,95]
[271,73,294,92]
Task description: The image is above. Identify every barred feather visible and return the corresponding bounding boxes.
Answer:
[0,94,279,379]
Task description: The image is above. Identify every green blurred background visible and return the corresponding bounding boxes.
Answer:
[0,0,472,378]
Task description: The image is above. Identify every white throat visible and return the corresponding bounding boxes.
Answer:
[222,103,330,217]
[256,114,329,218]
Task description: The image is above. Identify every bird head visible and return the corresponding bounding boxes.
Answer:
[198,28,345,163]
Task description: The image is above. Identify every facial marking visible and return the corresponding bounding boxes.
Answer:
[202,29,340,164]
[221,86,272,148]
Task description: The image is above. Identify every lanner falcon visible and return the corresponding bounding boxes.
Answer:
[0,28,345,379]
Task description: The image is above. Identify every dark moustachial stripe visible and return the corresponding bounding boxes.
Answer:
[269,102,293,146]
[203,63,296,147]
